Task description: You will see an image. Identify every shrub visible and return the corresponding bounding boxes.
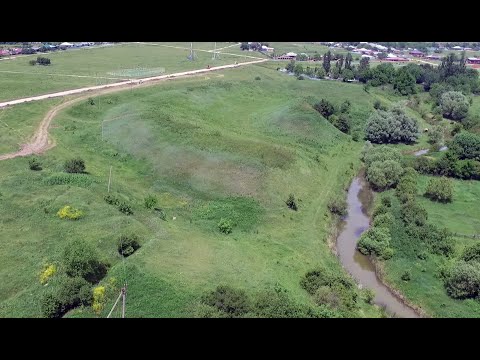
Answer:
[28,157,42,171]
[400,201,428,226]
[372,212,394,228]
[439,91,469,121]
[29,59,37,66]
[218,218,234,234]
[300,268,357,310]
[444,261,480,299]
[255,76,261,81]
[297,75,304,80]
[366,160,403,190]
[104,194,119,206]
[461,243,480,263]
[424,177,454,203]
[450,132,480,160]
[401,270,411,281]
[64,158,86,173]
[117,234,141,257]
[254,288,326,318]
[285,193,298,211]
[327,197,347,216]
[118,202,133,215]
[201,285,251,317]
[41,276,90,318]
[39,264,57,285]
[357,227,393,259]
[88,98,95,105]
[313,286,341,309]
[62,239,108,283]
[313,99,335,119]
[144,194,158,209]
[92,286,106,315]
[57,205,84,220]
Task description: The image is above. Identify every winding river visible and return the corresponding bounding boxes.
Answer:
[336,175,420,318]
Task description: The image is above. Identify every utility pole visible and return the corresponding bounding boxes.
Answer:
[121,286,126,318]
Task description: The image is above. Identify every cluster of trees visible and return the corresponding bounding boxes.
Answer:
[396,169,455,257]
[413,132,480,180]
[285,51,355,82]
[424,177,454,203]
[29,56,51,66]
[313,99,352,134]
[365,104,419,144]
[444,243,480,299]
[240,42,268,51]
[41,239,109,318]
[362,143,403,190]
[198,284,340,318]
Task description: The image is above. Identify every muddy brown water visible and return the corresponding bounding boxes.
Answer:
[336,175,420,318]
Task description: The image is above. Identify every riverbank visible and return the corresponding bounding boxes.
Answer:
[333,171,423,318]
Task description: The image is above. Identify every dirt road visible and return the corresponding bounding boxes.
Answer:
[0,59,268,161]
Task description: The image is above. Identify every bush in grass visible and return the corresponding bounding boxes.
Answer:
[64,158,85,173]
[313,286,342,309]
[400,201,428,226]
[44,173,93,187]
[255,76,261,80]
[117,234,141,257]
[62,239,108,284]
[144,194,158,209]
[254,288,322,318]
[401,270,411,281]
[57,205,84,220]
[357,227,393,259]
[218,218,234,234]
[444,261,480,299]
[29,59,37,66]
[41,275,91,318]
[285,193,298,211]
[28,157,42,171]
[88,98,95,105]
[104,194,119,206]
[92,286,106,315]
[202,285,251,318]
[461,243,480,263]
[366,160,403,190]
[424,177,454,203]
[118,202,133,215]
[39,264,57,285]
[327,197,347,216]
[313,99,335,119]
[406,223,454,257]
[300,268,357,310]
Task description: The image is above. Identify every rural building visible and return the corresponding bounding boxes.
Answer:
[426,55,442,60]
[383,54,409,62]
[0,49,11,56]
[276,52,297,60]
[452,46,463,50]
[261,45,275,53]
[467,57,480,64]
[409,50,425,57]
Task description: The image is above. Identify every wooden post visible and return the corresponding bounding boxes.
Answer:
[107,166,112,193]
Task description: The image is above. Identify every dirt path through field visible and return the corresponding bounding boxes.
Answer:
[0,59,268,161]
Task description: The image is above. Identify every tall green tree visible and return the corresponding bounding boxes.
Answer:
[344,52,353,70]
[323,50,331,74]
[393,68,417,95]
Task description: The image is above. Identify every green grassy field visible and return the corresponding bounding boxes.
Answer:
[0,63,384,317]
[376,175,480,317]
[0,43,251,102]
[0,98,63,153]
